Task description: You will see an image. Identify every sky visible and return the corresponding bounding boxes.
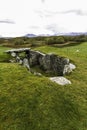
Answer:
[0,0,87,37]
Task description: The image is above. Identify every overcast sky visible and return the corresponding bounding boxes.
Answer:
[0,0,87,37]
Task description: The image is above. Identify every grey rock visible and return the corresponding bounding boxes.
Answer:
[39,54,68,76]
[30,50,40,66]
[69,63,76,70]
[29,50,45,66]
[16,56,21,62]
[9,60,15,63]
[62,58,70,64]
[23,58,30,70]
[19,59,23,65]
[33,72,42,76]
[35,51,45,56]
[50,77,71,85]
[11,52,16,57]
[63,63,76,75]
[5,48,30,53]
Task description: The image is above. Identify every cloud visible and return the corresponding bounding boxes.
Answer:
[46,24,67,34]
[35,10,55,18]
[0,19,15,24]
[46,24,58,33]
[60,9,87,16]
[35,10,44,18]
[41,0,45,3]
[29,26,40,29]
[36,9,87,19]
[0,0,87,37]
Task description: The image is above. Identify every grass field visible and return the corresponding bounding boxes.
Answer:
[0,42,87,130]
[0,46,12,62]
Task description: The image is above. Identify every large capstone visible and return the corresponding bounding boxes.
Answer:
[5,48,30,53]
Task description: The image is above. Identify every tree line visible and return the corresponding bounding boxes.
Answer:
[0,35,87,47]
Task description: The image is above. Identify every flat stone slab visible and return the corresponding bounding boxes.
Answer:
[50,77,71,85]
[5,48,30,53]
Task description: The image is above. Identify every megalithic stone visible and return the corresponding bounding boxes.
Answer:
[23,58,30,71]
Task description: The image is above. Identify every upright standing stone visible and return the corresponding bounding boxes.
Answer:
[23,58,30,70]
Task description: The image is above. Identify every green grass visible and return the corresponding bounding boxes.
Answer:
[35,42,87,84]
[0,46,12,62]
[0,42,87,130]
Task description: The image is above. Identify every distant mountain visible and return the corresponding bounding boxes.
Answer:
[1,32,87,39]
[38,34,51,37]
[57,32,87,36]
[25,32,87,38]
[25,33,52,37]
[25,34,37,37]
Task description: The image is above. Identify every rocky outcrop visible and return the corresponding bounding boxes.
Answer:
[5,48,76,76]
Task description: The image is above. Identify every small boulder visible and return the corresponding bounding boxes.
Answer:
[11,52,16,57]
[63,63,76,75]
[33,72,42,76]
[50,77,71,85]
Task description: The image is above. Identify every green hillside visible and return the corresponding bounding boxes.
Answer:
[0,42,87,130]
